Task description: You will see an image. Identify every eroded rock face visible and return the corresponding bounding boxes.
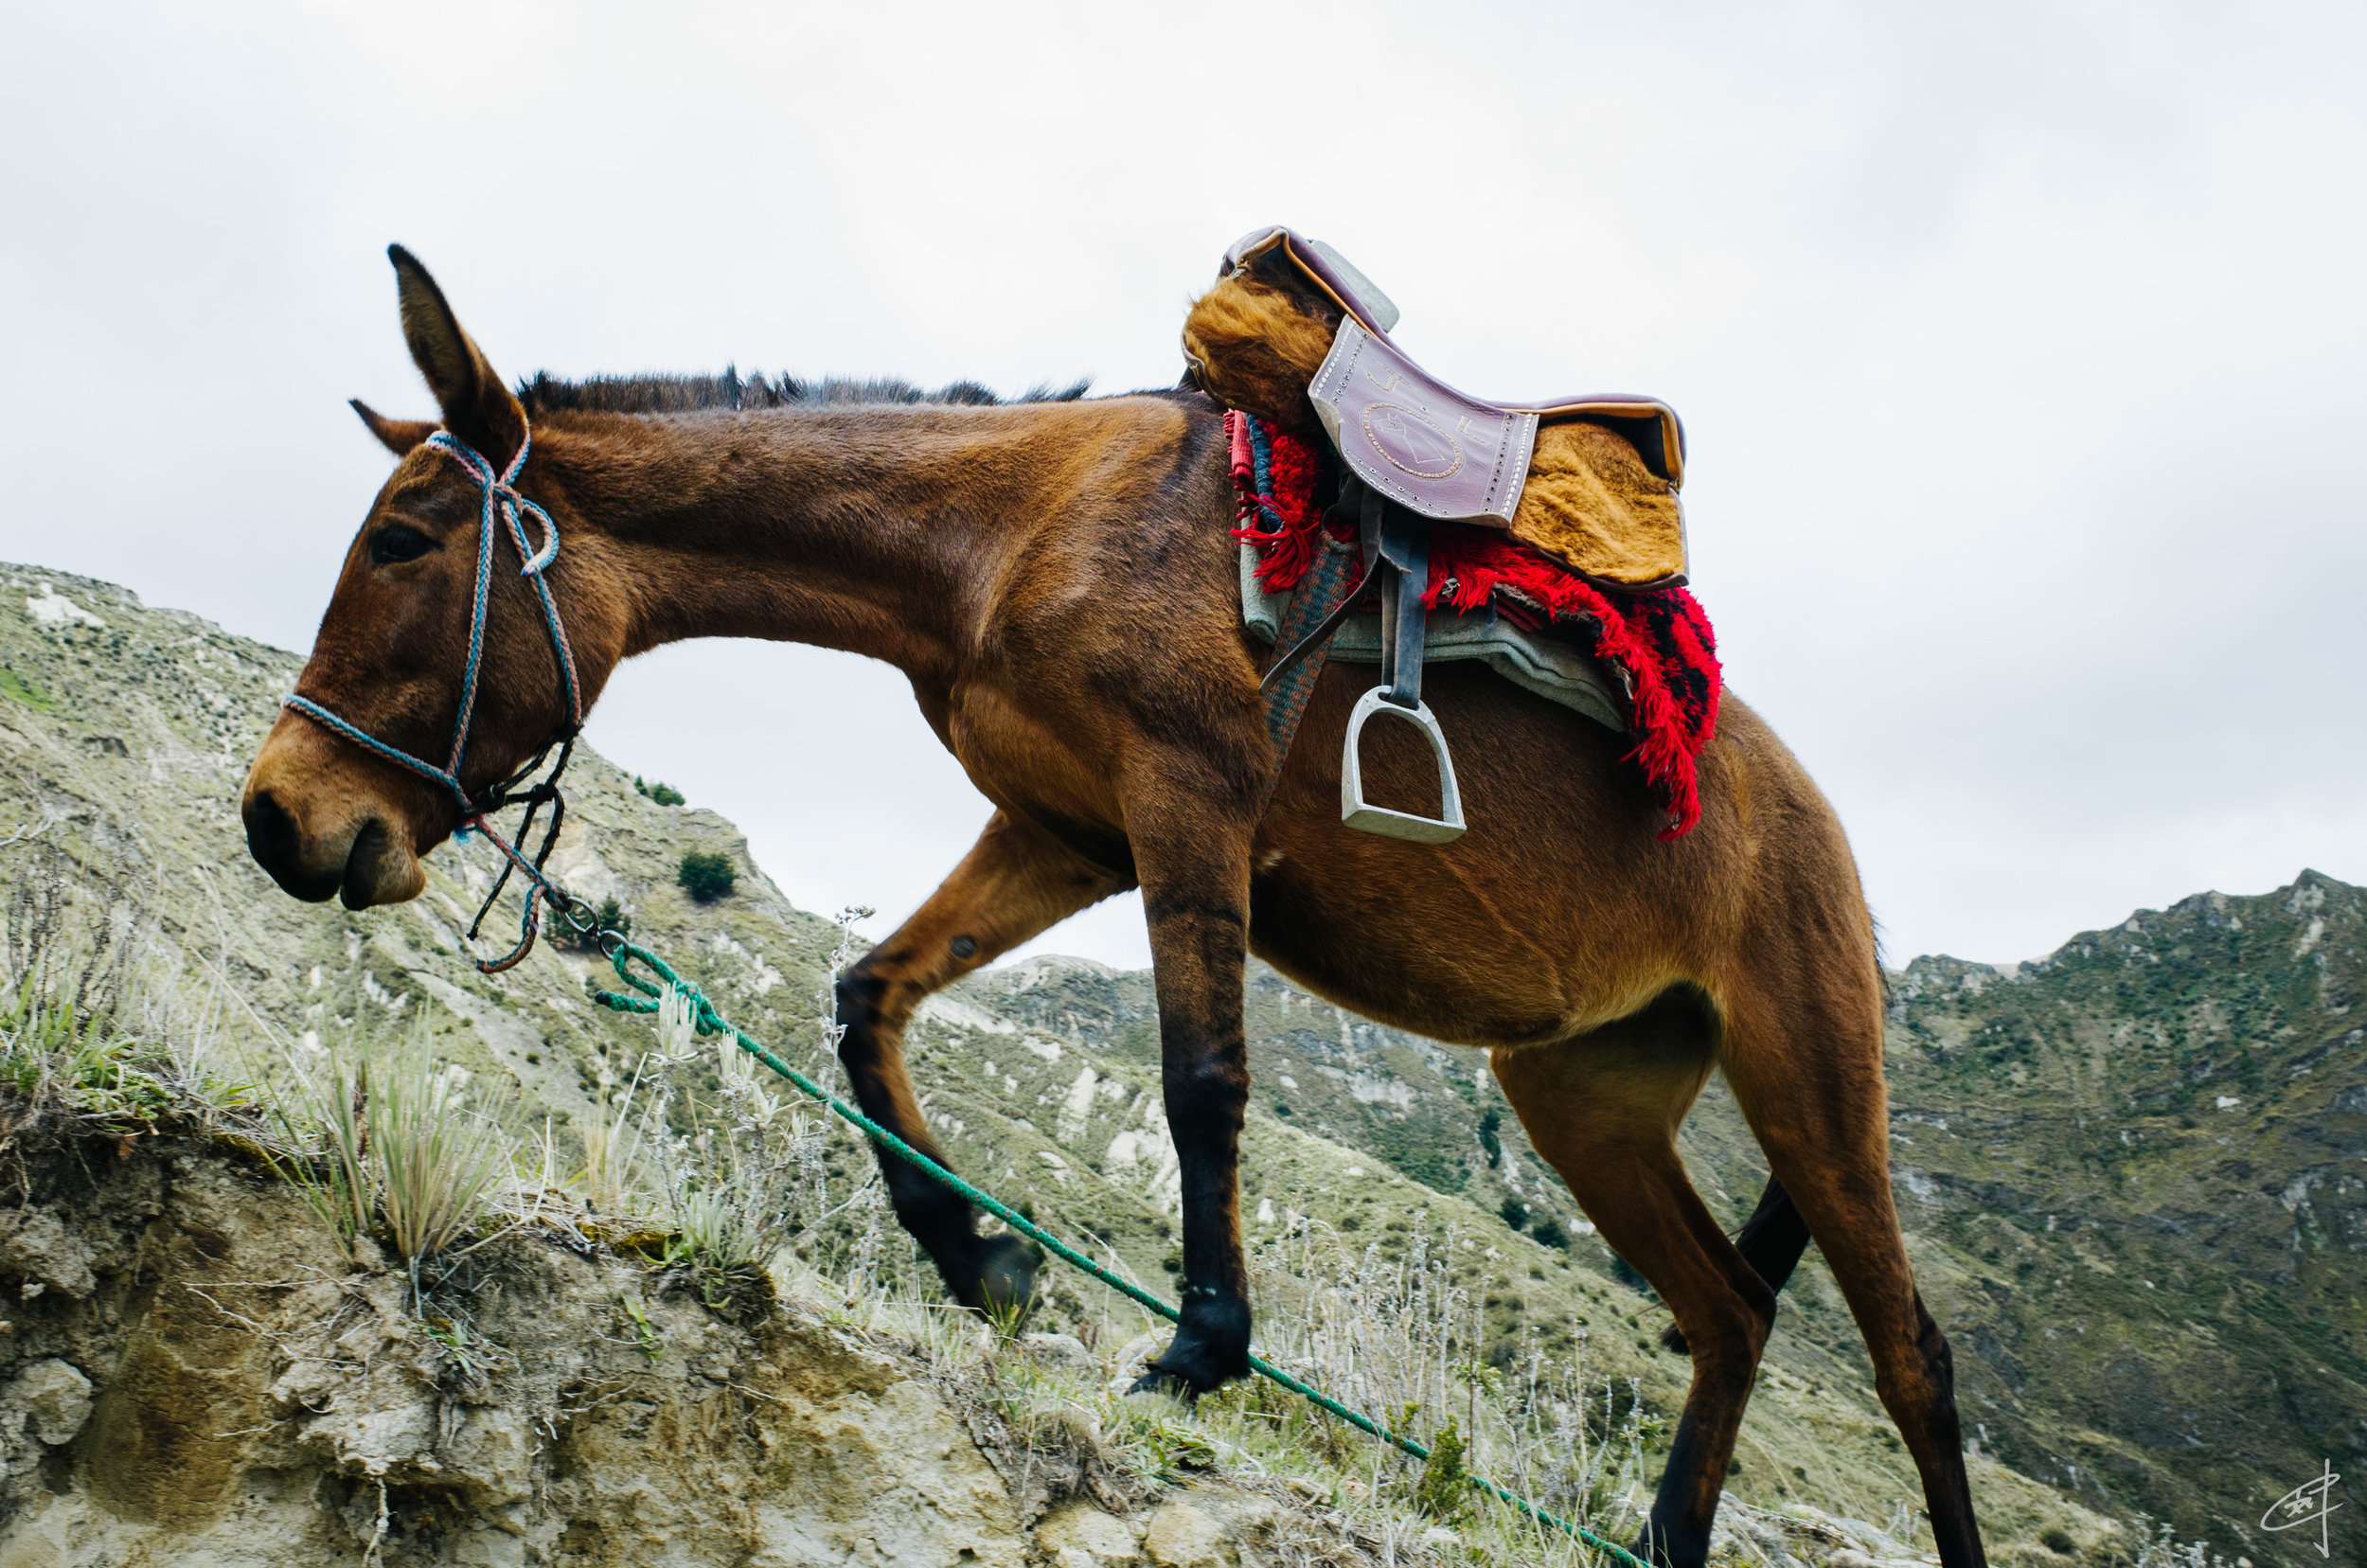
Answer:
[0,1355,95,1494]
[0,1136,1301,1568]
[0,1211,96,1302]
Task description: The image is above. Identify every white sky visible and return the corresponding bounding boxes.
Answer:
[6,2,2363,972]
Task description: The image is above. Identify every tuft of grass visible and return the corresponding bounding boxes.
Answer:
[266,1013,514,1271]
[368,1043,511,1263]
[578,1057,654,1218]
[1,969,176,1125]
[668,1175,768,1276]
[622,978,849,1311]
[272,1044,372,1256]
[0,856,253,1144]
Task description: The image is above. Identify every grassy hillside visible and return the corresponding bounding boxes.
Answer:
[11,561,2329,1562]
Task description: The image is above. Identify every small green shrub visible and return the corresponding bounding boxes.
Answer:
[1530,1217,1570,1250]
[1413,1414,1470,1523]
[1611,1252,1657,1294]
[2041,1527,2076,1556]
[677,851,736,903]
[634,775,685,807]
[1476,1106,1503,1165]
[1498,1196,1527,1231]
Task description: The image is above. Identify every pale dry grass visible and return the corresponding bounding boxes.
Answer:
[773,1202,1660,1568]
[0,845,255,1149]
[264,1015,518,1290]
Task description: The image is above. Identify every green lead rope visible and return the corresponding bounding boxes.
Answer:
[593,940,1646,1568]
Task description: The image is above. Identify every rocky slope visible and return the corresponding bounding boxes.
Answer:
[3,561,2321,1563]
[0,1123,1337,1567]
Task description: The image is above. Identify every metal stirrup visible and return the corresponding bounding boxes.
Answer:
[1340,495,1465,843]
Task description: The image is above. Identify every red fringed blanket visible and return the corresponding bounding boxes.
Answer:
[1228,412,1722,838]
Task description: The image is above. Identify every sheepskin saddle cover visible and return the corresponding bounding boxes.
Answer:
[1184,225,1689,591]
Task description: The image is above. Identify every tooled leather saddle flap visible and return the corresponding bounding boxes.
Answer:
[1310,319,1540,527]
[1224,225,1690,526]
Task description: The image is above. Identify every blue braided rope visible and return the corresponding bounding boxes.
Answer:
[521,560,584,725]
[452,467,498,776]
[279,695,472,809]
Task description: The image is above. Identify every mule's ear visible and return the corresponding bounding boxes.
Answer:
[387,244,527,464]
[349,398,436,457]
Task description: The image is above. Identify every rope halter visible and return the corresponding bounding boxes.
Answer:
[281,419,596,972]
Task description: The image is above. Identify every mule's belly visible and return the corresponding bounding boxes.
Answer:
[1244,664,1727,1047]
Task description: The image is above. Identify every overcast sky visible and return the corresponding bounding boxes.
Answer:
[6,2,2363,973]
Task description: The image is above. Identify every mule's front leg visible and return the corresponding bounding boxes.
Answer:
[834,811,1131,1312]
[1129,812,1256,1398]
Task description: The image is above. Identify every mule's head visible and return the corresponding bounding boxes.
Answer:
[243,248,605,909]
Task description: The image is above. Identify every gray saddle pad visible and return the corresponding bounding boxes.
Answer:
[1238,545,1626,736]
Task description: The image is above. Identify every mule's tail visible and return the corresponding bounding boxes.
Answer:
[1659,1176,1813,1354]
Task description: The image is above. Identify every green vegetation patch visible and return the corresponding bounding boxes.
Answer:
[0,665,58,713]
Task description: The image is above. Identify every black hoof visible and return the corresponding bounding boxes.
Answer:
[1628,1525,1698,1568]
[937,1231,1038,1317]
[970,1232,1038,1315]
[1128,1292,1251,1399]
[1127,1363,1200,1400]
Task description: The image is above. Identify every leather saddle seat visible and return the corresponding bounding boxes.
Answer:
[1184,226,1689,591]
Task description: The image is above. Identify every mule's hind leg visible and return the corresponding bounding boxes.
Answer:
[835,810,1132,1310]
[1661,1177,1815,1354]
[1718,981,1988,1568]
[1491,990,1777,1568]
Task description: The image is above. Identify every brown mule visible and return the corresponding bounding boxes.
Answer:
[241,248,1988,1568]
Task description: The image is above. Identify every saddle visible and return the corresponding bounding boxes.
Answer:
[1188,226,1696,844]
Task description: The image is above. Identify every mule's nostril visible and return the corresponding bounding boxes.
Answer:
[243,789,339,902]
[244,789,300,869]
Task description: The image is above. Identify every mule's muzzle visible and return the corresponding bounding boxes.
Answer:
[240,775,428,911]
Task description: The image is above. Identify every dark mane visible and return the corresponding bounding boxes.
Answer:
[516,366,1093,417]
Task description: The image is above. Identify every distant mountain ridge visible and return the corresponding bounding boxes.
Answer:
[5,561,2355,1562]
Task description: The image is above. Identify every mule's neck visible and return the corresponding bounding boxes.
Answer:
[549,403,1074,691]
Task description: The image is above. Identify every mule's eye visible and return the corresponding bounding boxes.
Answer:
[369,526,436,565]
